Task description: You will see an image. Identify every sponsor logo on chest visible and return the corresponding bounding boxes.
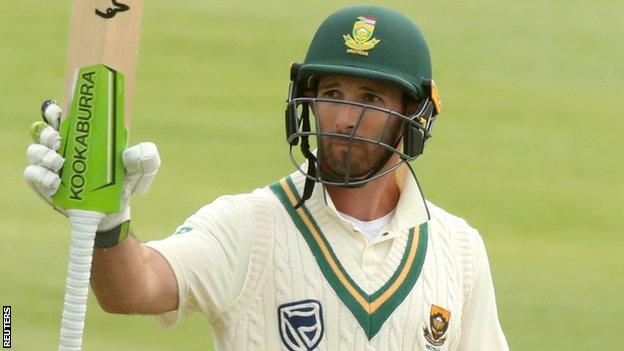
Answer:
[278,299,324,351]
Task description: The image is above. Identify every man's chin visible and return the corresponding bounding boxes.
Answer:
[319,162,371,182]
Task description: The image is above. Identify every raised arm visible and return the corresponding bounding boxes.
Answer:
[25,100,175,315]
[90,235,178,314]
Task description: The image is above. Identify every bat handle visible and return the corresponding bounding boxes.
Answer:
[58,209,105,351]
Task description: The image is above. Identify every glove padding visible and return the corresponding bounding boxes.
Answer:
[24,100,161,231]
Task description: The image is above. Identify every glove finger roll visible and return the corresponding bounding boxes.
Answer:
[40,125,62,151]
[27,144,65,172]
[24,165,61,198]
[30,122,61,150]
[123,142,161,174]
[41,99,62,130]
[122,142,161,196]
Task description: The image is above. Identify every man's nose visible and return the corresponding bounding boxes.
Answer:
[333,104,363,132]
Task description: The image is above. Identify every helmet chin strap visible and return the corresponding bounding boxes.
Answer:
[294,103,317,209]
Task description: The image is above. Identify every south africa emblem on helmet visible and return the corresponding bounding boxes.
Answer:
[278,299,324,351]
[343,16,381,56]
[423,304,451,349]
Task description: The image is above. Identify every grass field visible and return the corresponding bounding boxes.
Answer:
[1,0,623,350]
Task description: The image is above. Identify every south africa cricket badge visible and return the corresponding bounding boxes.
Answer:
[423,304,451,349]
[343,16,381,56]
[278,299,324,351]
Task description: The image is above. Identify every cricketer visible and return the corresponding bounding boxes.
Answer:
[25,6,509,351]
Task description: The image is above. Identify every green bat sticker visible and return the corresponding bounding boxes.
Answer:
[52,64,127,213]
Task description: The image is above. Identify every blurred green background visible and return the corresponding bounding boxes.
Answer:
[1,0,622,350]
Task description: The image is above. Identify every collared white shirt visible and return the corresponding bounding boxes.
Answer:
[337,209,394,241]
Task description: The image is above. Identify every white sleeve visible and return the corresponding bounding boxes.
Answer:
[142,195,254,329]
[457,233,509,350]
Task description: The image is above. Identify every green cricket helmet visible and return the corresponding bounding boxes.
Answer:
[285,6,441,207]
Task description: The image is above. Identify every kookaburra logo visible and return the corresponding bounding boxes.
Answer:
[95,0,130,19]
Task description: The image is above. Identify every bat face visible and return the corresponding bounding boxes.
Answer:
[62,0,143,129]
[53,0,143,213]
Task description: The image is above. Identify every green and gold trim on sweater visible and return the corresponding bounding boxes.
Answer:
[270,177,428,339]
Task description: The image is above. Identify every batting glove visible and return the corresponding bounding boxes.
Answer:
[24,100,161,247]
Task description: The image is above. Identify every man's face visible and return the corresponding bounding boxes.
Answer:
[314,75,408,180]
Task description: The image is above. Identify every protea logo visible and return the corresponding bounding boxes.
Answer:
[343,16,381,56]
[423,304,451,348]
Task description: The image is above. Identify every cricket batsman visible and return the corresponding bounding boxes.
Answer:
[25,6,509,350]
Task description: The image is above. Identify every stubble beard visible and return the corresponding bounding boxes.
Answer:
[319,137,390,181]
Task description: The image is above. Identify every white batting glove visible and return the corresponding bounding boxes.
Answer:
[24,100,161,232]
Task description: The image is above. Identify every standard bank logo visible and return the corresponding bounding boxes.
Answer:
[278,299,324,351]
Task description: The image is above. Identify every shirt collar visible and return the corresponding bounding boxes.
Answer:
[387,163,430,231]
[289,163,430,233]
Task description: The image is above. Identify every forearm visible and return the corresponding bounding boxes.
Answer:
[90,234,178,314]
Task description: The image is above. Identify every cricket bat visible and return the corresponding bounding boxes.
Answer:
[51,1,143,350]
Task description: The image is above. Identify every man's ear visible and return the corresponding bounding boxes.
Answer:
[304,75,320,98]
